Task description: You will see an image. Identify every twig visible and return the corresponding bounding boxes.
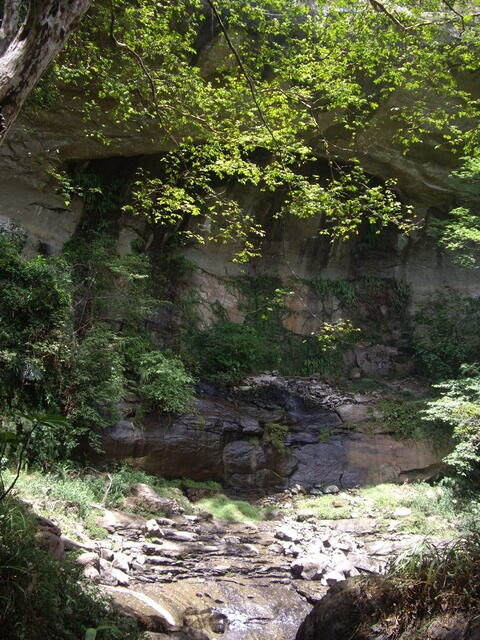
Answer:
[205,0,283,158]
[101,473,113,507]
[442,0,465,31]
[0,418,40,502]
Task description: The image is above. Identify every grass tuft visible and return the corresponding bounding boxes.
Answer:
[196,494,263,521]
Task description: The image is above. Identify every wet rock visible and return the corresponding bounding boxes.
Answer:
[162,530,198,542]
[98,376,451,492]
[291,554,330,580]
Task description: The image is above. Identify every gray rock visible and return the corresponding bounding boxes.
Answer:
[323,485,340,494]
[83,565,101,582]
[143,519,163,537]
[76,551,99,568]
[275,525,301,542]
[110,567,130,586]
[323,570,345,585]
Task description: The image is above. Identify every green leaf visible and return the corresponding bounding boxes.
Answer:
[0,432,17,443]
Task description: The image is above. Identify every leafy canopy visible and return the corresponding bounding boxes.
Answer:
[42,0,480,257]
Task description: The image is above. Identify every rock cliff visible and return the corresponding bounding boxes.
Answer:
[99,375,450,492]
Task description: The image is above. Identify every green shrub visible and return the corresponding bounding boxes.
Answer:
[188,320,268,385]
[294,494,352,520]
[422,366,480,483]
[196,493,263,521]
[138,351,196,414]
[375,397,429,440]
[63,324,124,445]
[263,422,289,452]
[0,226,72,415]
[387,535,480,623]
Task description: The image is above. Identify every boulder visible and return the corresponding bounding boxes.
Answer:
[124,483,185,516]
[295,575,400,640]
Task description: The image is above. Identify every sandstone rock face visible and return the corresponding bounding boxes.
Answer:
[100,376,451,492]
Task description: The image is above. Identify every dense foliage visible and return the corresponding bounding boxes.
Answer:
[30,0,474,260]
[0,225,196,470]
[0,227,72,418]
[413,292,480,381]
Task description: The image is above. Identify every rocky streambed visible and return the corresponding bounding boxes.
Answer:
[37,482,449,640]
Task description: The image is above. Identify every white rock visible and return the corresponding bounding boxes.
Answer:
[323,570,345,585]
[275,525,301,542]
[76,551,99,568]
[110,567,130,586]
[100,548,114,561]
[83,565,101,582]
[142,519,162,537]
[112,552,131,573]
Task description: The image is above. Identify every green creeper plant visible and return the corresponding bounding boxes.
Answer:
[429,153,480,268]
[413,292,480,380]
[263,422,289,453]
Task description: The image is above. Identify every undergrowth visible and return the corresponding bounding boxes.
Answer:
[294,482,457,536]
[0,497,143,640]
[385,534,480,635]
[195,493,263,521]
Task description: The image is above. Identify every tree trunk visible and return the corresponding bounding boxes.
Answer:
[0,0,91,144]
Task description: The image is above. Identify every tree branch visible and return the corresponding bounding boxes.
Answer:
[442,0,465,31]
[0,418,40,502]
[368,0,435,31]
[0,0,21,55]
[0,0,91,144]
[368,0,406,29]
